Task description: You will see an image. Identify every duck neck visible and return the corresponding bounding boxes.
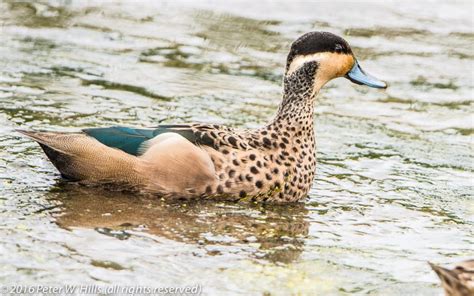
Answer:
[266,62,320,139]
[268,92,316,138]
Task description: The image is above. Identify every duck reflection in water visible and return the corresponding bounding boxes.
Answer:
[46,183,309,264]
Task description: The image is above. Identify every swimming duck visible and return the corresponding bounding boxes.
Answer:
[18,31,386,202]
[429,260,474,296]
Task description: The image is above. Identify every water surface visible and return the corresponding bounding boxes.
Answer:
[0,1,473,295]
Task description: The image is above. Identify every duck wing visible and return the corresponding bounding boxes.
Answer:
[83,124,217,156]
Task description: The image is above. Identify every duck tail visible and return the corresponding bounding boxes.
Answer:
[428,262,468,296]
[17,129,140,186]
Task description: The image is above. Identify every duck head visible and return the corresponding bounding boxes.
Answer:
[284,31,386,96]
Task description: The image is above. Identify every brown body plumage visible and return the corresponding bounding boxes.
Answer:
[429,260,474,296]
[18,32,386,202]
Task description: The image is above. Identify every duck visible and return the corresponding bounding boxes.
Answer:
[18,31,386,202]
[429,260,474,296]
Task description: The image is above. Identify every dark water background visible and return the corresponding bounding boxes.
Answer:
[0,1,472,295]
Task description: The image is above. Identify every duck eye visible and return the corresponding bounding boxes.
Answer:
[335,44,344,53]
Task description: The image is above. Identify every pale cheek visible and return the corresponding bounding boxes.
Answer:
[341,56,355,76]
[333,56,351,77]
[313,65,333,87]
[312,73,328,93]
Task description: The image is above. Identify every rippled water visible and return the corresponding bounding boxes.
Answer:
[0,1,472,295]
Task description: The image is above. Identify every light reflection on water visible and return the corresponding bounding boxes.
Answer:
[0,1,472,295]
